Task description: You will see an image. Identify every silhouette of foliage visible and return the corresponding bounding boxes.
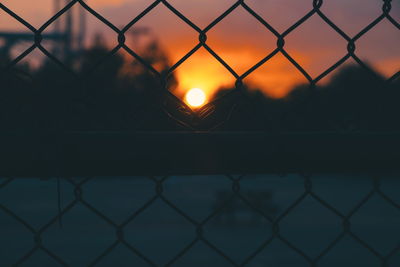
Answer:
[1,36,399,131]
[216,65,399,131]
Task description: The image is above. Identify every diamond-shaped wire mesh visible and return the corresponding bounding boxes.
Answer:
[1,1,400,266]
[0,0,399,130]
[1,175,400,266]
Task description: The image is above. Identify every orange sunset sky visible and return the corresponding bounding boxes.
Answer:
[1,0,399,98]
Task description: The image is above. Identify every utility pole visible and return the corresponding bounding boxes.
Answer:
[64,0,73,60]
[0,0,86,63]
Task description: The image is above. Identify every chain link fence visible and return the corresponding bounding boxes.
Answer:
[0,0,399,130]
[1,175,400,266]
[1,1,400,266]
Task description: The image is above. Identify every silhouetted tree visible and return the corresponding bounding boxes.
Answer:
[1,37,399,132]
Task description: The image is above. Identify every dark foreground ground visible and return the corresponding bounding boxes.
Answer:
[1,175,400,266]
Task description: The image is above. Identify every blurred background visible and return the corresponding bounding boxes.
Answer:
[1,2,400,266]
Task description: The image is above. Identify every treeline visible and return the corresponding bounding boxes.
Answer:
[221,65,400,131]
[0,38,399,131]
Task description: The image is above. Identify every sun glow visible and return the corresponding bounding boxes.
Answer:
[185,88,206,108]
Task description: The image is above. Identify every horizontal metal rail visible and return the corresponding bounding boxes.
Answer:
[0,31,66,40]
[0,131,399,176]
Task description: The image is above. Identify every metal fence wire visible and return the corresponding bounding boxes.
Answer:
[0,1,400,266]
[1,175,400,266]
[0,0,399,130]
[0,175,400,266]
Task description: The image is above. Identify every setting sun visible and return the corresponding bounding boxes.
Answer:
[185,88,206,108]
